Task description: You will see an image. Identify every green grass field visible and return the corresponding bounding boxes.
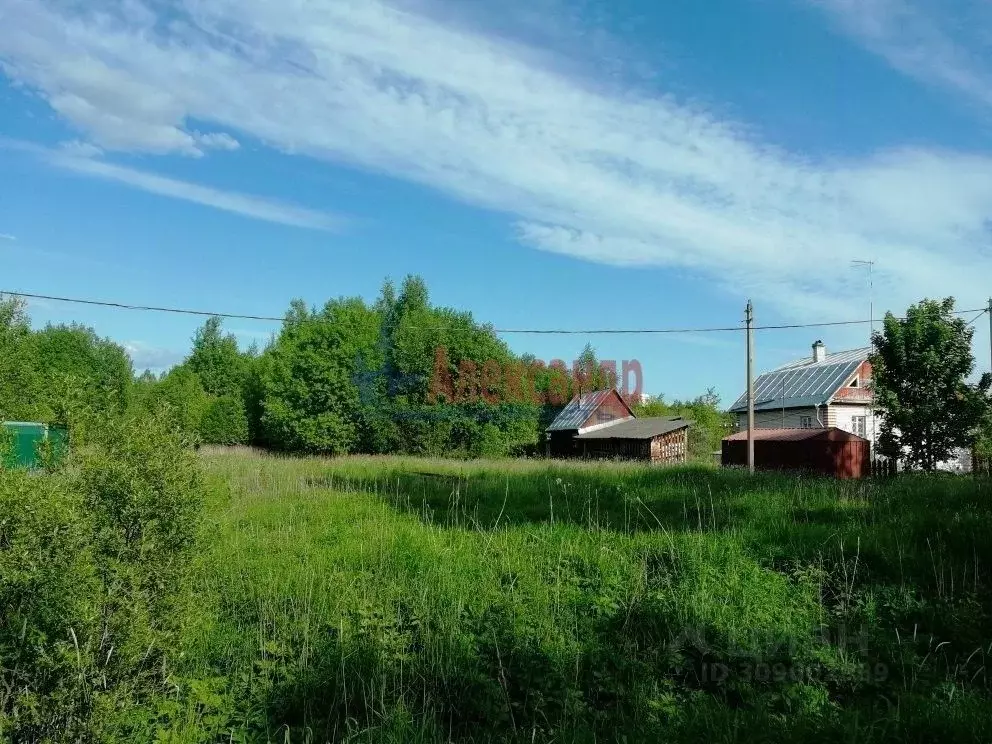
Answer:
[170,451,992,742]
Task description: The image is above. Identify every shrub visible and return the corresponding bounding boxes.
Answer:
[0,409,205,741]
[199,395,250,445]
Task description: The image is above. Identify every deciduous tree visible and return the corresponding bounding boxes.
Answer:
[871,297,991,471]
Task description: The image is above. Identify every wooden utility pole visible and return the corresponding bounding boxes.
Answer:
[746,299,755,473]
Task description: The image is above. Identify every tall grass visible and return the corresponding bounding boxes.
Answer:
[167,453,992,742]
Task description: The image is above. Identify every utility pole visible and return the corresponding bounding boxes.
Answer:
[746,299,755,473]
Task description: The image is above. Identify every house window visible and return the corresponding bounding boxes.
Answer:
[849,378,859,388]
[852,416,867,437]
[799,416,813,429]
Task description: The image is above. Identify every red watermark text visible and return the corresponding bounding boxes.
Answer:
[428,347,643,407]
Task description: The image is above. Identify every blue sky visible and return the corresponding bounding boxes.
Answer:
[2,0,992,405]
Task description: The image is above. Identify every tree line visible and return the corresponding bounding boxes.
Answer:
[0,277,732,461]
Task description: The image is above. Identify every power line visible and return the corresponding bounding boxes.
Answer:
[1,289,987,336]
[3,291,285,322]
[964,309,989,327]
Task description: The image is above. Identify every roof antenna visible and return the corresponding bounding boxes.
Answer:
[852,260,875,344]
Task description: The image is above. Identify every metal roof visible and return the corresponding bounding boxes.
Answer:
[729,346,870,413]
[576,417,692,440]
[724,427,832,442]
[723,426,866,442]
[723,426,868,442]
[547,390,629,431]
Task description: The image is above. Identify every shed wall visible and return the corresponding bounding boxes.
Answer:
[721,437,869,479]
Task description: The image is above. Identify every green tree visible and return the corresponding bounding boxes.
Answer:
[259,297,382,454]
[871,297,992,471]
[0,297,38,420]
[370,276,529,456]
[573,343,616,393]
[28,324,134,424]
[186,317,246,398]
[199,395,250,445]
[146,367,209,439]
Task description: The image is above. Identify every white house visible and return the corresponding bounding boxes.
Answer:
[729,341,878,445]
[729,341,973,471]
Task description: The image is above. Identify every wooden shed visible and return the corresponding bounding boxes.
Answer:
[576,417,691,464]
[546,390,691,464]
[721,427,870,479]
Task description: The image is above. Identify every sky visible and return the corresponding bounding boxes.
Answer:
[2,0,992,405]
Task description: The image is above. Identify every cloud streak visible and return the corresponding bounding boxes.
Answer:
[810,0,992,109]
[1,137,342,231]
[0,234,16,241]
[49,152,342,231]
[1,0,992,318]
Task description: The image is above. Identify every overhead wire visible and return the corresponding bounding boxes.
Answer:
[964,308,989,327]
[1,289,987,336]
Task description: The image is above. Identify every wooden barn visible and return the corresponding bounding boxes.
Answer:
[721,427,870,479]
[546,390,691,465]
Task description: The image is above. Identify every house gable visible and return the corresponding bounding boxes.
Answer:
[828,360,873,404]
[546,389,634,432]
[577,389,634,432]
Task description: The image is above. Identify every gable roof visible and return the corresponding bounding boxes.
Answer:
[546,389,633,431]
[576,417,691,440]
[729,347,870,413]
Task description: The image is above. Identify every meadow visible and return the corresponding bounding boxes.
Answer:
[160,450,992,743]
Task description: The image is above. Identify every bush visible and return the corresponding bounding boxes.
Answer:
[199,395,250,445]
[0,409,205,741]
[144,366,209,443]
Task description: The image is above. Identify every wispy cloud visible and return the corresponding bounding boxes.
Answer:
[1,0,992,318]
[810,0,992,109]
[1,137,342,231]
[49,152,342,231]
[0,234,15,241]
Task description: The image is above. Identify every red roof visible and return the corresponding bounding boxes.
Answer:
[723,427,866,442]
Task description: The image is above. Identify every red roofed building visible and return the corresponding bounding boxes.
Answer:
[546,389,691,464]
[721,427,870,479]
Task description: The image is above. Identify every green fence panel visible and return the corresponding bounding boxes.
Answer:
[1,422,69,469]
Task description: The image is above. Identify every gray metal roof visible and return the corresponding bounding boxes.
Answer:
[729,347,870,413]
[547,390,628,431]
[576,417,691,440]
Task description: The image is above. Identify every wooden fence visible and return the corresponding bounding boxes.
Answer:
[869,458,898,479]
[870,451,991,478]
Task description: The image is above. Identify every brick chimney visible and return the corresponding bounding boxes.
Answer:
[812,340,826,363]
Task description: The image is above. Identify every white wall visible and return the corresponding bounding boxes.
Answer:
[827,403,878,445]
[735,407,822,430]
[735,404,879,444]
